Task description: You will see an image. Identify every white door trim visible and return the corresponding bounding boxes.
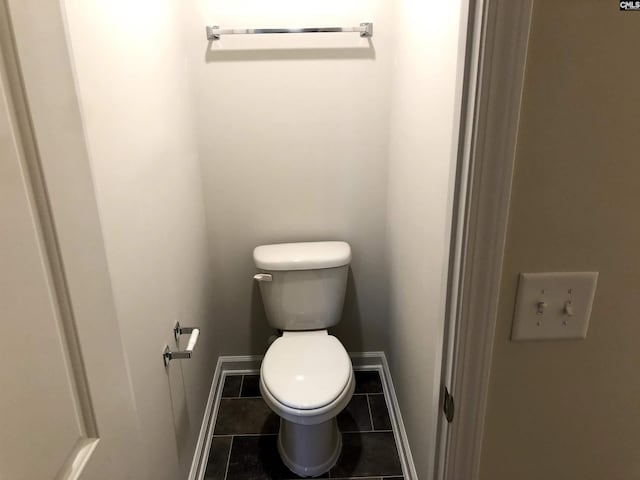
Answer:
[443,1,534,479]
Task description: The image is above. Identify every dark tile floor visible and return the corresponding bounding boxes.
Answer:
[205,370,404,480]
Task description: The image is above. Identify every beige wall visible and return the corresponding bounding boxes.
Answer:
[183,0,394,355]
[386,0,468,478]
[63,1,216,478]
[480,2,640,479]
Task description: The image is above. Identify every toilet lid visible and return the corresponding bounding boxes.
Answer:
[261,331,352,410]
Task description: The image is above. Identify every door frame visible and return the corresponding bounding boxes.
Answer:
[4,0,533,476]
[1,0,145,477]
[437,1,534,479]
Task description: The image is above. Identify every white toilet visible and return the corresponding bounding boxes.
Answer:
[253,241,354,478]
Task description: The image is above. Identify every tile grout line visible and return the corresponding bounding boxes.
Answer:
[221,396,263,400]
[365,394,375,432]
[213,430,394,438]
[343,429,393,434]
[222,394,385,401]
[327,476,399,480]
[222,435,233,480]
[238,375,245,398]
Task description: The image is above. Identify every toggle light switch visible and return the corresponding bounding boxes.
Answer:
[564,300,574,317]
[511,272,598,341]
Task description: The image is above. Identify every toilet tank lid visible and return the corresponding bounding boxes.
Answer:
[253,241,351,271]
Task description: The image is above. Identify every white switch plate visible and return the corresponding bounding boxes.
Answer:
[511,272,598,341]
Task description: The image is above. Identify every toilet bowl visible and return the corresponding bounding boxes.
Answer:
[253,241,353,477]
[260,331,354,476]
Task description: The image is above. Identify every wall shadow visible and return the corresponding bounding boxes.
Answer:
[165,361,192,466]
[250,280,271,354]
[204,40,375,63]
[331,268,364,353]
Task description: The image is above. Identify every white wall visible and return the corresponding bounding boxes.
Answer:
[386,1,469,478]
[182,0,395,355]
[62,1,216,479]
[59,0,469,478]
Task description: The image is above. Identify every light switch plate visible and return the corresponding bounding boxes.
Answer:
[511,272,598,341]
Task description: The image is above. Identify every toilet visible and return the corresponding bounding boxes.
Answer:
[253,241,354,477]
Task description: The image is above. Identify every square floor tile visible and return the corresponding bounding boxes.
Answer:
[368,394,392,431]
[226,435,328,480]
[331,432,402,478]
[222,375,243,398]
[338,395,372,432]
[214,398,279,435]
[204,436,232,480]
[241,375,262,397]
[354,371,383,394]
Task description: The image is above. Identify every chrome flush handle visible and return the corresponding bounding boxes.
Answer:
[253,273,272,282]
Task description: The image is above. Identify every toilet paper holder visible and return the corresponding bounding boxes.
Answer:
[163,321,200,367]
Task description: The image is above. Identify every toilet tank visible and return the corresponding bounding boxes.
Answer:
[253,242,351,331]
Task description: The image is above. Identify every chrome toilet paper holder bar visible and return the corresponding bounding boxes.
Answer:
[163,322,200,367]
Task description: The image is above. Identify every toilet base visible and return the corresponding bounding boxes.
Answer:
[277,417,342,477]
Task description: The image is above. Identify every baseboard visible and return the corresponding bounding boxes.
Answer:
[372,353,419,480]
[187,356,223,480]
[188,352,417,480]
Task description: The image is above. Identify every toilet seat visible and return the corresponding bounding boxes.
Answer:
[262,330,351,410]
[260,330,354,425]
[261,370,354,425]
